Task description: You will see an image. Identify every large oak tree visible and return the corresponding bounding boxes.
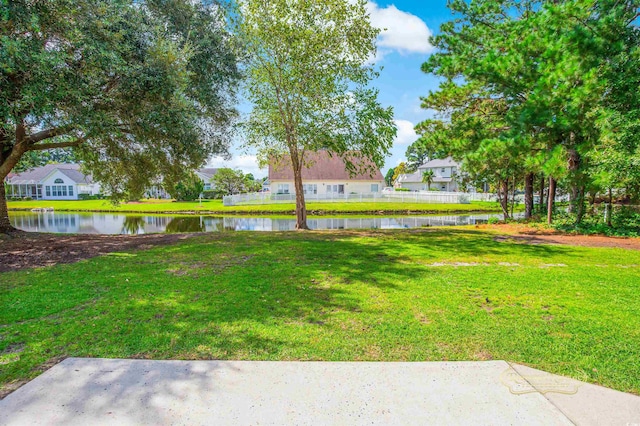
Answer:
[0,0,241,233]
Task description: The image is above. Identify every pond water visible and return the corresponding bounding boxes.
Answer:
[9,211,518,235]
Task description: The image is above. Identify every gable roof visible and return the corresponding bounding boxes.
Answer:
[269,151,384,181]
[7,164,93,185]
[196,168,219,181]
[419,157,459,169]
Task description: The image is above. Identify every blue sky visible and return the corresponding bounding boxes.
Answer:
[209,0,453,178]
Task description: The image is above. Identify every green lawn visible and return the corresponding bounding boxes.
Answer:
[1,229,639,396]
[6,199,504,215]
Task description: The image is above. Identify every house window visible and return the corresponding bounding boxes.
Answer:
[277,184,290,194]
[46,186,51,197]
[303,184,317,195]
[327,184,344,194]
[204,183,211,190]
[51,185,68,196]
[371,184,379,193]
[54,178,64,184]
[441,168,446,173]
[68,186,74,196]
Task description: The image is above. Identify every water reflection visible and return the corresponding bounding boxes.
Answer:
[9,211,521,235]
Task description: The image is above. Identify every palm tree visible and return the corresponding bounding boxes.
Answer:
[422,170,435,190]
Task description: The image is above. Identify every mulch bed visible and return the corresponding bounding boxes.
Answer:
[0,232,194,273]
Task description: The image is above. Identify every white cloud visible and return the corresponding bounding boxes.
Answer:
[208,154,267,178]
[394,119,419,146]
[366,2,434,56]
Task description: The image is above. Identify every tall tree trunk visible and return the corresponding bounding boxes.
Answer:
[575,185,586,225]
[524,173,534,219]
[547,176,556,225]
[290,154,308,230]
[510,175,516,219]
[606,187,613,227]
[499,179,509,220]
[538,174,545,214]
[0,180,14,233]
[567,147,581,215]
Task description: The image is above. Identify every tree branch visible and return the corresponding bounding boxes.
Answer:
[27,138,85,151]
[26,125,75,145]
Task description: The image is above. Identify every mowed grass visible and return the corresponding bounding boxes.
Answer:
[1,229,639,395]
[7,199,504,215]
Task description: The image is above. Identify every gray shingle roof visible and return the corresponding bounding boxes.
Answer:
[7,164,93,185]
[198,168,219,180]
[419,157,459,169]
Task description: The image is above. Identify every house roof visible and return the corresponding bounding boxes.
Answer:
[396,172,422,184]
[419,157,459,169]
[269,151,384,181]
[7,164,93,185]
[396,173,455,184]
[197,168,219,181]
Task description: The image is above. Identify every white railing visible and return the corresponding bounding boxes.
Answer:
[223,191,498,206]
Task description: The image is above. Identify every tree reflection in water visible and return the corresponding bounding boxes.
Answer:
[166,217,205,233]
[121,216,146,234]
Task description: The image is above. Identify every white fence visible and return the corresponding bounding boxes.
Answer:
[223,191,497,206]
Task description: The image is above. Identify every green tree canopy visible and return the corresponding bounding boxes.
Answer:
[0,0,241,232]
[238,0,396,229]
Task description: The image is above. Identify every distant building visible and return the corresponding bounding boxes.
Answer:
[5,164,101,200]
[146,167,220,199]
[196,168,219,191]
[268,151,385,195]
[396,157,462,192]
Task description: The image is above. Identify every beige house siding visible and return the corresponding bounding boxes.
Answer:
[270,179,384,195]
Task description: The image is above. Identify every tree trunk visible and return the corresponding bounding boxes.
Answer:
[0,180,14,234]
[547,176,556,225]
[524,173,534,219]
[606,187,613,227]
[291,158,308,230]
[575,185,586,225]
[510,175,516,219]
[499,179,509,220]
[538,174,545,214]
[567,147,581,215]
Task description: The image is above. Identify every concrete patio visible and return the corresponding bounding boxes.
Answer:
[1,359,638,425]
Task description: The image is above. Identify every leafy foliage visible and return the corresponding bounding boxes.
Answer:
[0,0,241,230]
[238,0,396,228]
[414,0,640,224]
[166,172,205,201]
[211,167,256,197]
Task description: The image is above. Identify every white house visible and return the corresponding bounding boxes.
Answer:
[5,164,101,200]
[396,157,462,192]
[196,168,219,191]
[269,151,385,196]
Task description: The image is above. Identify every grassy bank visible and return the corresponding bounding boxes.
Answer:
[1,229,639,395]
[6,199,505,215]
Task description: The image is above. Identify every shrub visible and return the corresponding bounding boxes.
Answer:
[552,205,640,237]
[394,188,410,192]
[202,190,220,200]
[78,194,103,200]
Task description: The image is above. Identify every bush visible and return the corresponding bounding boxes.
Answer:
[552,205,640,237]
[394,188,410,192]
[166,173,204,202]
[22,196,32,201]
[202,190,220,200]
[78,193,103,200]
